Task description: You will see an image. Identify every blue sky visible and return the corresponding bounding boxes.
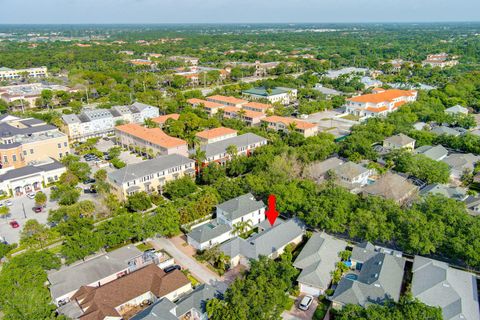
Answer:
[0,0,479,24]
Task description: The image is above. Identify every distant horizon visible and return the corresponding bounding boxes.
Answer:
[1,0,479,25]
[0,21,479,26]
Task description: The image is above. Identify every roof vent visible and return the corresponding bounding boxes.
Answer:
[374,284,381,288]
[377,261,382,265]
[373,273,378,278]
[442,283,450,288]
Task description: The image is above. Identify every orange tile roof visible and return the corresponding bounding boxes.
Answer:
[243,101,273,111]
[348,89,417,104]
[223,106,265,119]
[152,113,180,124]
[195,127,237,139]
[116,123,186,148]
[262,115,317,130]
[207,95,247,105]
[365,106,389,113]
[187,98,224,110]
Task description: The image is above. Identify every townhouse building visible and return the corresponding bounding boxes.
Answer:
[261,115,319,137]
[107,154,195,200]
[115,123,188,157]
[345,88,417,119]
[61,102,159,141]
[222,106,266,125]
[187,98,225,115]
[195,127,237,145]
[206,95,247,108]
[194,133,267,166]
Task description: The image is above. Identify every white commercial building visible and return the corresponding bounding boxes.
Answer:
[0,66,48,80]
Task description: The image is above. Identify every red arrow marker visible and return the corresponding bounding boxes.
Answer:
[265,194,279,226]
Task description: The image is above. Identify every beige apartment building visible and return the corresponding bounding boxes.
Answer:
[195,127,238,145]
[107,154,195,200]
[0,115,70,169]
[115,123,188,157]
[261,116,319,137]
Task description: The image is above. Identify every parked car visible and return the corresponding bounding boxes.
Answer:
[83,178,96,184]
[163,265,181,273]
[26,193,36,199]
[4,200,12,206]
[0,236,7,244]
[33,206,43,213]
[9,221,19,228]
[298,295,314,311]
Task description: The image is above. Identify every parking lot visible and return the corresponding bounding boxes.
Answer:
[0,184,101,245]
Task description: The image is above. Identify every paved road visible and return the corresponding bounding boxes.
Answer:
[152,237,228,293]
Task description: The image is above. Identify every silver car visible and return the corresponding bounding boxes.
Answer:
[298,295,313,311]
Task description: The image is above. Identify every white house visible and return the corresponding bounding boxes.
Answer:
[187,193,266,251]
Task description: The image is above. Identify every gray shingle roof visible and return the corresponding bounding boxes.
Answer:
[432,126,462,136]
[220,218,305,261]
[197,133,267,158]
[217,193,265,221]
[384,133,415,147]
[331,247,405,307]
[0,159,64,182]
[445,105,468,115]
[334,161,369,180]
[293,233,347,289]
[442,153,480,173]
[363,173,418,203]
[62,114,81,124]
[420,184,468,201]
[305,157,345,182]
[412,256,480,320]
[108,154,194,184]
[48,245,142,300]
[130,298,177,320]
[131,284,219,320]
[175,284,218,317]
[414,145,448,161]
[0,121,56,138]
[187,221,232,244]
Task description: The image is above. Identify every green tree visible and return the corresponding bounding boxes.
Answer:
[34,191,47,207]
[163,176,197,199]
[126,192,152,212]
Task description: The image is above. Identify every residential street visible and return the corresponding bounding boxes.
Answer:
[152,237,230,293]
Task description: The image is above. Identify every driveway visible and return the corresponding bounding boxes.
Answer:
[282,295,318,320]
[152,237,229,293]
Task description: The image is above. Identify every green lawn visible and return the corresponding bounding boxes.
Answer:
[284,297,295,311]
[135,242,154,252]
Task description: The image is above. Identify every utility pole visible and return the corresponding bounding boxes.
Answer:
[22,202,26,219]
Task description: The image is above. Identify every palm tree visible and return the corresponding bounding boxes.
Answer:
[287,122,298,133]
[192,147,207,169]
[144,118,158,128]
[226,144,238,160]
[237,109,247,120]
[232,220,253,236]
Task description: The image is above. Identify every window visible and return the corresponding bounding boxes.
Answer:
[23,150,27,156]
[3,156,7,163]
[64,142,67,147]
[57,143,61,148]
[12,155,16,162]
[59,153,62,158]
